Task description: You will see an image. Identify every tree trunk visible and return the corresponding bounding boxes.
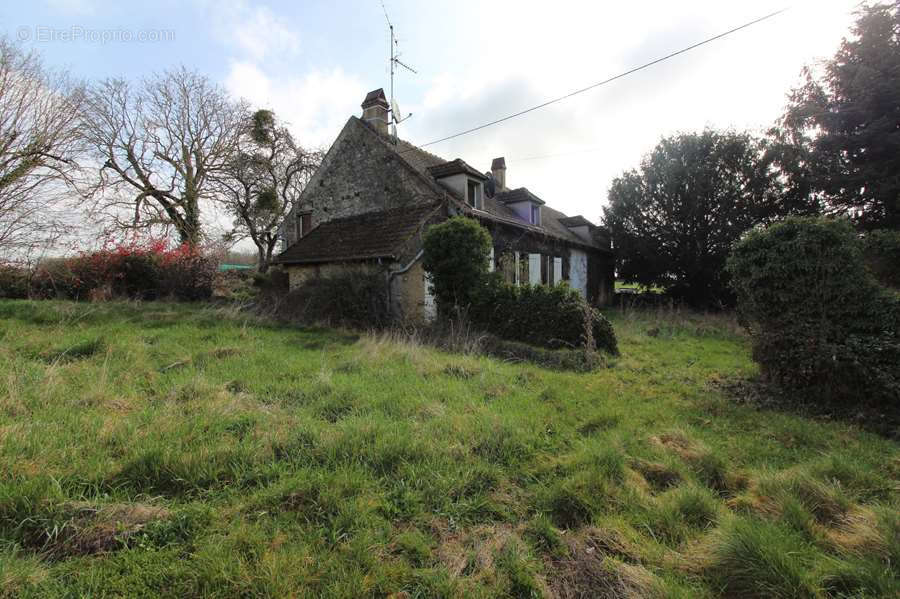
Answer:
[256,244,269,273]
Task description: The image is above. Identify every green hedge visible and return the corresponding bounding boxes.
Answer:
[469,274,618,355]
[862,229,900,289]
[727,217,899,405]
[0,266,29,299]
[421,216,618,356]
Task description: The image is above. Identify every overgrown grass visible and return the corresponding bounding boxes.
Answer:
[0,299,897,597]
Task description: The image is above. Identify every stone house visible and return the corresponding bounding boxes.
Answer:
[274,88,614,321]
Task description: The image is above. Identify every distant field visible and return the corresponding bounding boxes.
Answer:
[0,300,897,598]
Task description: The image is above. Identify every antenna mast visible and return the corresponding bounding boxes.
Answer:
[380,0,415,133]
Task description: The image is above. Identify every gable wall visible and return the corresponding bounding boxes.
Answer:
[283,118,442,248]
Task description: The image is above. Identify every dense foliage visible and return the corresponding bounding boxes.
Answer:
[421,216,493,314]
[422,216,617,355]
[276,269,390,329]
[775,1,900,230]
[603,130,802,309]
[0,239,215,301]
[727,217,900,405]
[470,276,618,355]
[861,229,900,288]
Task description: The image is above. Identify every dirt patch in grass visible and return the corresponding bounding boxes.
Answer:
[442,364,479,380]
[40,502,171,557]
[431,521,535,584]
[545,527,661,598]
[649,431,746,496]
[628,458,681,493]
[649,432,700,460]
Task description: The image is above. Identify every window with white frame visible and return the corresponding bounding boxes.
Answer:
[466,179,483,209]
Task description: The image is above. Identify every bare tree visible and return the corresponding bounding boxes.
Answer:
[217,109,321,272]
[80,67,245,245]
[0,38,84,262]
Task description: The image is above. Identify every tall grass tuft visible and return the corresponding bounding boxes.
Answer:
[698,516,818,598]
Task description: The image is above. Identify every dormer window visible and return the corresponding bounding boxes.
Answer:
[495,187,546,227]
[426,159,488,211]
[467,179,483,210]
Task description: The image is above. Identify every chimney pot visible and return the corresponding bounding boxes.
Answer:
[361,88,390,135]
[491,157,506,189]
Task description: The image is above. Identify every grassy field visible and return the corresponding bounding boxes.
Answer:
[0,300,897,598]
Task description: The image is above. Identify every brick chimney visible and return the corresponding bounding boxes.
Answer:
[491,157,506,189]
[361,88,389,135]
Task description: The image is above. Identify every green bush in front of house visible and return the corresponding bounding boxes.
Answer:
[727,217,900,406]
[423,216,618,355]
[470,275,618,355]
[422,216,493,313]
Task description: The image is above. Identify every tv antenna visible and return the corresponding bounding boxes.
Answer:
[380,0,415,135]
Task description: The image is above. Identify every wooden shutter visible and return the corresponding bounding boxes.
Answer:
[528,253,541,285]
[300,213,312,237]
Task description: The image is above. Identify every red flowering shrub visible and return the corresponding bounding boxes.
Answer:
[26,237,216,301]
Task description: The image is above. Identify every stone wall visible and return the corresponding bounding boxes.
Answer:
[286,262,382,291]
[282,117,441,248]
[285,259,434,323]
[389,260,432,322]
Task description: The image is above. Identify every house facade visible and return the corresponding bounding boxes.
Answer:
[274,88,614,321]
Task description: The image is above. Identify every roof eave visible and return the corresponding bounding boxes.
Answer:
[274,253,396,266]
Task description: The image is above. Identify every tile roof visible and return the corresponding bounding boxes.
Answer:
[348,117,610,251]
[426,158,488,180]
[495,187,546,206]
[557,215,593,228]
[274,202,441,264]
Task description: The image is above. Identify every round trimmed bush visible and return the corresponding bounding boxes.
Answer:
[727,217,899,405]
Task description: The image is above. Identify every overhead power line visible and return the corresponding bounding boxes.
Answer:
[410,7,790,151]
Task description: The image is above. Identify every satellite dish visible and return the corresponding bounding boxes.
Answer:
[391,99,401,124]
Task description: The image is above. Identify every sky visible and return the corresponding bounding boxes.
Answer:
[4,0,863,228]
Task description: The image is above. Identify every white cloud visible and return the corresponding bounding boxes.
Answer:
[211,1,300,61]
[225,61,367,148]
[396,0,861,222]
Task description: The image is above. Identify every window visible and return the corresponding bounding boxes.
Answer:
[530,204,541,225]
[528,253,541,285]
[553,257,562,284]
[299,212,312,237]
[467,179,482,209]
